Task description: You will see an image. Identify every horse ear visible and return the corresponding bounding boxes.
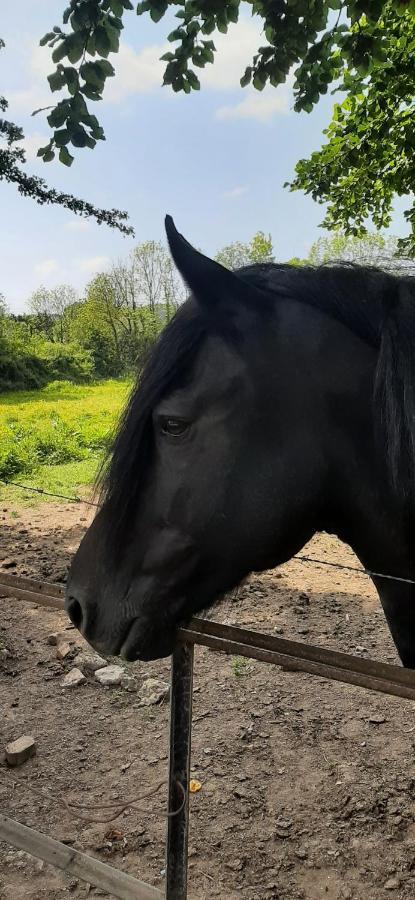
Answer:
[165,214,264,310]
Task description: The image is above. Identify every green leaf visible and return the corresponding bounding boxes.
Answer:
[71,127,88,147]
[67,33,85,64]
[40,32,55,47]
[253,71,266,91]
[136,1,150,14]
[110,0,124,14]
[150,6,166,23]
[187,70,200,90]
[52,40,69,64]
[47,103,70,128]
[240,67,252,88]
[95,26,112,58]
[48,70,66,92]
[37,143,52,157]
[43,149,55,162]
[54,128,71,147]
[59,146,74,166]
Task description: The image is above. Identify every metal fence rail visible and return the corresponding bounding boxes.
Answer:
[3,571,415,898]
[0,814,162,900]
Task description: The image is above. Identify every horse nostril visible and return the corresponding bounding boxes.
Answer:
[67,597,83,630]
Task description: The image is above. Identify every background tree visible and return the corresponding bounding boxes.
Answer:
[29,284,78,342]
[216,231,274,269]
[305,233,402,270]
[131,241,186,313]
[38,1,415,251]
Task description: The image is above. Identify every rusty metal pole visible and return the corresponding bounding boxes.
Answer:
[165,641,194,900]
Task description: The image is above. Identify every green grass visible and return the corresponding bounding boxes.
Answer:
[231,655,252,677]
[0,379,131,504]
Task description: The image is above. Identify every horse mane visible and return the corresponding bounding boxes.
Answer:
[239,261,415,499]
[101,261,415,538]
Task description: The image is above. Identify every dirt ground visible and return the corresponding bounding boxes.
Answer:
[1,500,415,900]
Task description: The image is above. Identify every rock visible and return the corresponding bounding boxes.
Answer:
[139,678,170,706]
[273,626,284,635]
[74,651,107,674]
[61,668,85,688]
[384,877,400,890]
[369,714,387,724]
[47,633,60,646]
[120,673,139,692]
[56,642,71,660]
[95,664,125,687]
[297,627,309,635]
[0,648,10,661]
[5,735,36,766]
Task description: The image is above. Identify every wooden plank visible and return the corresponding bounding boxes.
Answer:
[0,582,64,610]
[0,814,162,900]
[0,572,64,598]
[187,617,415,688]
[179,625,415,703]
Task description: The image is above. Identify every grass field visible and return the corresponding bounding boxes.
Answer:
[0,379,131,504]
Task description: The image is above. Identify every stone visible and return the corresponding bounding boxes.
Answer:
[95,664,125,687]
[56,642,71,660]
[139,678,170,706]
[47,633,60,646]
[369,714,387,724]
[0,648,10,661]
[384,877,400,890]
[120,673,139,692]
[74,651,107,674]
[5,735,36,766]
[61,668,85,688]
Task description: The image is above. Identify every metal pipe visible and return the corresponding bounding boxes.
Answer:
[166,642,194,900]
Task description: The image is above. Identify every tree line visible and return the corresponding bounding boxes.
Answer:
[0,230,404,394]
[0,230,274,392]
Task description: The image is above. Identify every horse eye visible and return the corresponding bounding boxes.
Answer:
[160,417,189,437]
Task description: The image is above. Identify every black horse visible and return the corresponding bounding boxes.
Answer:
[66,217,415,667]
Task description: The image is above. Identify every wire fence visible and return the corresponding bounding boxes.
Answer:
[2,477,415,586]
[0,478,99,507]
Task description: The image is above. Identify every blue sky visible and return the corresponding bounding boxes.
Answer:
[1,2,409,312]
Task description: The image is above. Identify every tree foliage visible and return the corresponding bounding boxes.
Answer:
[39,1,415,249]
[215,231,274,269]
[0,38,133,233]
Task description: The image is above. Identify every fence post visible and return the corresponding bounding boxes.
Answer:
[165,641,194,900]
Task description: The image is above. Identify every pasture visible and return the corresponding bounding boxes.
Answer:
[0,379,130,502]
[1,499,415,899]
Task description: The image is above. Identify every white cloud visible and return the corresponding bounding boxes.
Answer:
[77,256,110,273]
[105,43,166,102]
[223,185,248,199]
[216,86,290,123]
[6,46,53,115]
[104,18,265,101]
[65,219,90,232]
[34,259,60,277]
[201,19,263,91]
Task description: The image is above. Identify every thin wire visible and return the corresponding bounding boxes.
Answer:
[294,554,415,586]
[0,478,99,507]
[2,479,415,586]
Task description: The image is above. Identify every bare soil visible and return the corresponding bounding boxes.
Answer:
[1,501,415,900]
